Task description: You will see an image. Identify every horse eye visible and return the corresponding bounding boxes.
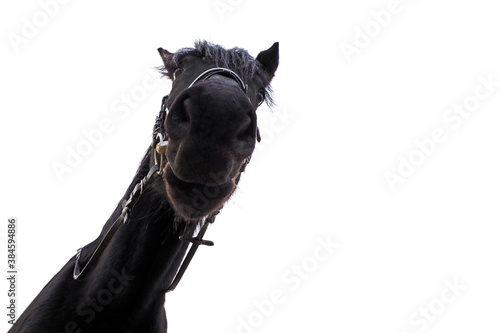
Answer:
[173,67,183,80]
[256,91,265,106]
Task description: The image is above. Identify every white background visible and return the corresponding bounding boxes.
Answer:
[1,0,500,332]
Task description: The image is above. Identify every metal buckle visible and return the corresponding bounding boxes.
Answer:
[154,133,168,175]
[153,95,169,175]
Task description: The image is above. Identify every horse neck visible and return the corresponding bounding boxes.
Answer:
[79,149,198,322]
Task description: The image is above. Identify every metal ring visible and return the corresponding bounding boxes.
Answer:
[153,133,164,166]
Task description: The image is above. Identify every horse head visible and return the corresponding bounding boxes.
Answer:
[157,41,279,221]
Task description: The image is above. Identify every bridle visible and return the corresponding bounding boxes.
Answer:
[73,67,252,293]
[188,67,248,92]
[152,67,251,176]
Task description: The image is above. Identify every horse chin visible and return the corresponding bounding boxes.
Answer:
[162,164,235,221]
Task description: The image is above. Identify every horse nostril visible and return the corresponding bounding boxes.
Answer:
[235,115,254,141]
[234,114,256,155]
[166,97,191,139]
[178,99,191,124]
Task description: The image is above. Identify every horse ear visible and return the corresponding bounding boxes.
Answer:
[256,42,279,77]
[158,47,173,66]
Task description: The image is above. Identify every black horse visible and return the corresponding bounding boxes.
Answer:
[10,40,279,333]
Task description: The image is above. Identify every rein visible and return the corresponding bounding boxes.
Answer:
[72,67,249,293]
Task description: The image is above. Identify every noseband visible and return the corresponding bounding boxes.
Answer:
[73,67,252,293]
[188,67,248,93]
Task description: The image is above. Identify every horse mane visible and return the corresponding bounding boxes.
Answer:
[159,40,274,106]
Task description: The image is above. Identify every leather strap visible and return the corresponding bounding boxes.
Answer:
[73,164,160,279]
[166,214,216,292]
